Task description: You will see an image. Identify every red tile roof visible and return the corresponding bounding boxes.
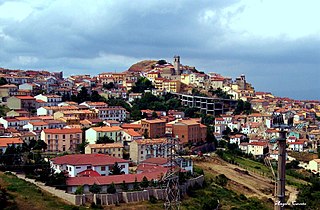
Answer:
[141,157,168,165]
[43,128,82,134]
[0,138,23,147]
[67,171,165,186]
[51,154,129,166]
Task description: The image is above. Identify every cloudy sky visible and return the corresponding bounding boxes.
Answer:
[0,0,319,100]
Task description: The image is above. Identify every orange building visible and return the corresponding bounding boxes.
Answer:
[140,119,166,138]
[172,119,207,144]
[41,128,82,152]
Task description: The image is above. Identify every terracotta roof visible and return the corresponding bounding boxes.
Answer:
[77,169,101,177]
[134,138,167,145]
[29,121,48,126]
[121,124,142,129]
[0,138,23,147]
[88,143,124,149]
[15,95,35,100]
[52,154,129,166]
[141,157,168,165]
[42,128,82,134]
[249,141,267,146]
[142,119,166,124]
[91,126,122,132]
[67,171,165,186]
[123,129,141,137]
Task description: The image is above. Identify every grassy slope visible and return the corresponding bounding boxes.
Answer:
[0,172,84,210]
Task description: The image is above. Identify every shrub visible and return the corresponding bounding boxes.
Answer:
[149,195,157,204]
[107,182,116,194]
[75,185,84,195]
[215,174,229,187]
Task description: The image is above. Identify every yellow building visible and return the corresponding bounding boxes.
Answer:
[85,143,124,158]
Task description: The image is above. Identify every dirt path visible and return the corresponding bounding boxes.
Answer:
[195,156,297,202]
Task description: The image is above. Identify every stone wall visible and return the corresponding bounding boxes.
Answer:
[74,175,204,206]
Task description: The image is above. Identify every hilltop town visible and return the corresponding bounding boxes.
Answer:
[0,56,319,209]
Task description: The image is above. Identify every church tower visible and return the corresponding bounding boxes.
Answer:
[173,55,181,75]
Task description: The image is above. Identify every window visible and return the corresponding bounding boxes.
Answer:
[55,135,58,139]
[76,166,81,169]
[62,134,65,139]
[101,166,106,171]
[141,151,143,154]
[87,166,92,170]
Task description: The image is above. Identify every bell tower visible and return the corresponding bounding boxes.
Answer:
[173,55,181,75]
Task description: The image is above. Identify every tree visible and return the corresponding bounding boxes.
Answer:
[156,59,167,65]
[75,185,84,195]
[107,182,116,194]
[140,176,149,188]
[33,140,47,151]
[121,181,128,191]
[152,111,158,119]
[103,82,115,90]
[77,87,90,103]
[89,183,102,194]
[96,136,114,144]
[215,174,229,186]
[91,91,106,102]
[109,162,123,175]
[0,77,7,86]
[133,177,140,191]
[131,77,154,93]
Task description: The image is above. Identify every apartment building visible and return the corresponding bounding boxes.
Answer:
[54,110,98,121]
[85,126,123,144]
[85,143,124,158]
[41,128,82,152]
[129,138,168,163]
[172,119,207,144]
[34,94,62,106]
[140,119,166,139]
[95,106,126,122]
[7,95,36,110]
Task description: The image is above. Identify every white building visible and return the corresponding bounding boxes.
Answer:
[50,154,129,177]
[85,126,123,144]
[34,94,62,106]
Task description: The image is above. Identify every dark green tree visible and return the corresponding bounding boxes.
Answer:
[151,111,158,119]
[0,77,8,86]
[140,176,149,188]
[77,87,90,103]
[109,162,123,175]
[89,183,102,194]
[96,136,114,144]
[90,91,106,102]
[133,177,140,191]
[103,82,115,90]
[121,181,128,191]
[107,182,116,194]
[131,77,154,93]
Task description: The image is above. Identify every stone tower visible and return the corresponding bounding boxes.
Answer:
[173,55,181,75]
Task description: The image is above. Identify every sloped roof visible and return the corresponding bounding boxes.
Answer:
[51,154,129,166]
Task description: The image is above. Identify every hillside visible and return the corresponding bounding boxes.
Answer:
[128,60,157,72]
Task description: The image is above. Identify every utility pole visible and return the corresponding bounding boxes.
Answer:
[272,112,293,210]
[275,129,287,210]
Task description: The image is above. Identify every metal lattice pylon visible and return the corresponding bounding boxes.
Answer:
[162,137,181,210]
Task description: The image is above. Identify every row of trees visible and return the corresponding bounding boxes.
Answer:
[61,87,106,103]
[75,176,159,195]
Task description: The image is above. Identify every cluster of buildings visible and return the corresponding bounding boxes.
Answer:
[212,92,320,162]
[0,56,319,193]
